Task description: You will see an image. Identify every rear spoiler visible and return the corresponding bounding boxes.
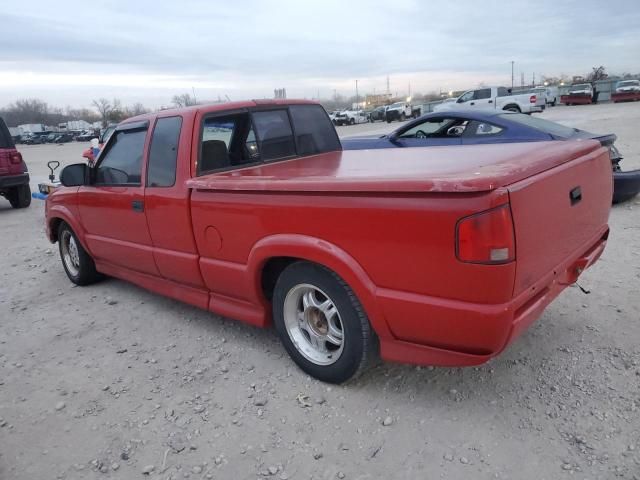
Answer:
[592,133,622,163]
[593,133,617,147]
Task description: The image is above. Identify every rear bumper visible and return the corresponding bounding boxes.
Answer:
[613,169,640,203]
[0,173,29,189]
[377,227,609,366]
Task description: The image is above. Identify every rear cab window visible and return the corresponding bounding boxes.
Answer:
[197,104,340,176]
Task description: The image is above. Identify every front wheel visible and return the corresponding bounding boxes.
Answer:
[58,222,102,286]
[8,185,31,208]
[273,262,376,383]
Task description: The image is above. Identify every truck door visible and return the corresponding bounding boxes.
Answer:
[469,88,493,109]
[144,115,205,288]
[77,121,159,276]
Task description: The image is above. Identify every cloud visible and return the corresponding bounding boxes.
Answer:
[1,0,639,107]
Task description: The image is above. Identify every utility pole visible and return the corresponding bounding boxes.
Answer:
[355,80,359,108]
[386,76,390,94]
[408,82,411,99]
[511,61,515,89]
[532,72,535,87]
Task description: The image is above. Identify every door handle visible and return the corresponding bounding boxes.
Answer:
[569,186,582,205]
[470,102,475,105]
[132,200,144,212]
[488,100,493,104]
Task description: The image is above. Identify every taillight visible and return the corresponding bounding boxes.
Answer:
[529,95,536,104]
[456,204,516,264]
[10,152,22,164]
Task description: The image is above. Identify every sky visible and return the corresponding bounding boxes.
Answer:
[1,0,639,110]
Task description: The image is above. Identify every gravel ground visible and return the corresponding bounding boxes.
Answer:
[1,102,639,480]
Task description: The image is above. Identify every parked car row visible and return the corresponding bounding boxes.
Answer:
[15,129,99,145]
[330,103,422,126]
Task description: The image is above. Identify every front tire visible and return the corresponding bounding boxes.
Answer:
[8,185,31,208]
[273,261,376,383]
[58,222,102,286]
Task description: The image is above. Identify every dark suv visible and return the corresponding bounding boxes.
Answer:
[0,117,31,208]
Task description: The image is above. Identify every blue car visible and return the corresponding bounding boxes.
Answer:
[341,110,640,203]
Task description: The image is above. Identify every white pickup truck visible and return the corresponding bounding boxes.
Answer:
[435,86,545,114]
[385,102,422,122]
[334,110,369,126]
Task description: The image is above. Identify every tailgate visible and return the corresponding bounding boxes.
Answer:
[508,144,612,296]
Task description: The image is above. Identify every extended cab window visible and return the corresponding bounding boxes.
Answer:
[147,116,182,187]
[289,105,340,155]
[252,110,296,161]
[95,127,147,185]
[474,88,492,100]
[200,113,258,174]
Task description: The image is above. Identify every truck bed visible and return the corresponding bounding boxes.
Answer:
[188,140,604,193]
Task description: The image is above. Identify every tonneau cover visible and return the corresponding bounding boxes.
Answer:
[187,140,604,194]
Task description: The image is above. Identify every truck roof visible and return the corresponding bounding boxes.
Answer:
[124,99,320,123]
[188,139,602,194]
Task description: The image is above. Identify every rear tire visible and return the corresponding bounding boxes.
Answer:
[503,105,521,113]
[57,222,102,286]
[349,118,355,125]
[272,261,376,384]
[8,185,31,209]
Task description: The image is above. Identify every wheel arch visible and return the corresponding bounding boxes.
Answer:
[47,206,91,253]
[248,234,391,339]
[502,104,521,112]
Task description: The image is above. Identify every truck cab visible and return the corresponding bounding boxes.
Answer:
[437,86,545,114]
[45,99,611,384]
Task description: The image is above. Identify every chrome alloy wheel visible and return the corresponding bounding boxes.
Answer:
[282,284,345,365]
[60,229,80,277]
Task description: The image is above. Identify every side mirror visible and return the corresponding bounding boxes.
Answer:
[60,163,88,187]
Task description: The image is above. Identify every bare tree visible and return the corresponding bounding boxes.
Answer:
[92,98,113,128]
[171,93,197,108]
[587,66,608,82]
[128,103,148,116]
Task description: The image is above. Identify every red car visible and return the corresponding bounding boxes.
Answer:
[45,100,611,383]
[0,117,31,209]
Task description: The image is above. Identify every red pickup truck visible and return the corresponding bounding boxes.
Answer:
[45,100,612,383]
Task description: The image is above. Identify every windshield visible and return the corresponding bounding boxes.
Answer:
[618,80,639,87]
[389,102,404,108]
[498,113,578,138]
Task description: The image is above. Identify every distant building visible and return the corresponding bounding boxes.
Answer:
[59,120,92,131]
[17,123,45,134]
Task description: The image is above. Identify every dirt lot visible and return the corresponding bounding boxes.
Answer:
[1,103,639,480]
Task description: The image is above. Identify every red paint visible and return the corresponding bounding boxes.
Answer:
[45,100,612,367]
[561,95,593,105]
[611,92,640,103]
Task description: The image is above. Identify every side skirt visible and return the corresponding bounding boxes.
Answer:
[95,261,267,327]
